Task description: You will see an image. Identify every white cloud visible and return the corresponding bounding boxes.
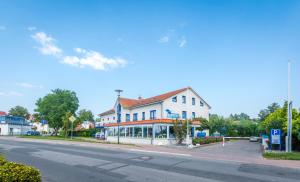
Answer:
[0,91,23,97]
[158,36,169,43]
[17,82,43,89]
[31,31,127,71]
[178,36,187,47]
[0,26,6,30]
[32,32,62,56]
[28,26,36,31]
[63,48,127,71]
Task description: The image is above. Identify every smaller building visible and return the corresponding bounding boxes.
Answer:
[0,115,32,135]
[32,122,53,134]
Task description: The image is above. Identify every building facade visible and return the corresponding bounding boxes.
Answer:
[0,115,32,135]
[99,87,211,145]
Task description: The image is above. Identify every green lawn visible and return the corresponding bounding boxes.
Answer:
[18,135,135,146]
[263,152,300,160]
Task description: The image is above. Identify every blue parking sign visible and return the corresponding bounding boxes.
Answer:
[271,129,281,145]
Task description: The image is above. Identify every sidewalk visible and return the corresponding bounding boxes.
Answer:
[1,136,300,169]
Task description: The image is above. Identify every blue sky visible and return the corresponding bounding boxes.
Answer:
[0,0,299,118]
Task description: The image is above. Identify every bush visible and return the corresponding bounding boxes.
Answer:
[0,156,6,166]
[192,137,222,145]
[0,156,41,182]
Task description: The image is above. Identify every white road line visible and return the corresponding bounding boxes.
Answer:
[129,149,191,157]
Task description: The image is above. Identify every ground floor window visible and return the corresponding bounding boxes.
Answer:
[155,125,167,138]
[134,127,142,137]
[169,126,175,139]
[120,127,125,137]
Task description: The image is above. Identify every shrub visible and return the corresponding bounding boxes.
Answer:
[0,162,41,182]
[192,137,222,145]
[0,156,6,166]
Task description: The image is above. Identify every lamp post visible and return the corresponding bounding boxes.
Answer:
[287,61,292,152]
[115,89,123,144]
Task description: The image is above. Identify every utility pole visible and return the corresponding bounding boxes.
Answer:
[115,89,123,144]
[286,61,292,152]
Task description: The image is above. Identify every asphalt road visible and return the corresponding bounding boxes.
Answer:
[0,139,300,182]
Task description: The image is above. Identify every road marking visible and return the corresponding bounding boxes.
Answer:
[129,149,191,157]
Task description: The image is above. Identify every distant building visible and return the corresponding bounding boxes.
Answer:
[99,87,211,145]
[0,114,32,135]
[32,122,53,134]
[75,121,95,130]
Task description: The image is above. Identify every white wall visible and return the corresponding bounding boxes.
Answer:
[162,88,210,120]
[100,88,210,123]
[0,124,31,135]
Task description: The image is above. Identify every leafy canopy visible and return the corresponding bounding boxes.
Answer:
[8,106,29,118]
[35,89,79,134]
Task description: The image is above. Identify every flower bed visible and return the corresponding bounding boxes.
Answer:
[0,156,41,182]
[192,137,223,145]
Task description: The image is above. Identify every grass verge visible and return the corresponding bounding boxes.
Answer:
[263,152,300,160]
[18,135,135,146]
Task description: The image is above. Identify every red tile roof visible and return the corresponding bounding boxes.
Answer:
[99,109,115,116]
[119,87,189,108]
[0,111,7,116]
[104,119,202,127]
[99,87,211,116]
[99,87,188,116]
[104,119,174,127]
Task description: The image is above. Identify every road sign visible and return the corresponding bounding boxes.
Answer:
[271,129,281,145]
[41,119,47,125]
[69,116,76,122]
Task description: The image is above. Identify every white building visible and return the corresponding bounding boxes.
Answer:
[32,122,53,134]
[0,115,32,135]
[99,87,211,145]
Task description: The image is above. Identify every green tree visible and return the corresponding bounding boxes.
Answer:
[258,102,280,122]
[8,106,29,118]
[193,117,209,131]
[35,89,79,135]
[173,119,190,144]
[78,109,94,123]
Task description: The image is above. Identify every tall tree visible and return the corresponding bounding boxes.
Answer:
[258,102,280,121]
[8,106,29,118]
[78,109,94,123]
[35,89,79,135]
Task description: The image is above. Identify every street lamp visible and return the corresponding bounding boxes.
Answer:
[115,89,123,144]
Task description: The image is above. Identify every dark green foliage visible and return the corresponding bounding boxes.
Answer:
[0,156,41,182]
[35,89,79,135]
[192,137,222,145]
[8,106,29,119]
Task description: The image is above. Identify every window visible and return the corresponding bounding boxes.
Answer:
[142,112,145,120]
[126,114,130,122]
[107,118,109,121]
[150,110,156,120]
[155,125,167,138]
[200,101,204,107]
[192,112,196,119]
[182,111,187,119]
[113,117,115,120]
[133,113,138,121]
[172,96,177,102]
[192,98,196,105]
[182,96,186,104]
[143,126,147,138]
[134,127,142,137]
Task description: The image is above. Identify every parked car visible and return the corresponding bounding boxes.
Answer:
[26,131,41,136]
[249,136,259,142]
[95,132,105,140]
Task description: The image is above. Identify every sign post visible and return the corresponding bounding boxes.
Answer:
[270,129,281,151]
[69,116,76,139]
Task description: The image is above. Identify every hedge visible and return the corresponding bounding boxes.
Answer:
[0,156,41,182]
[192,137,223,145]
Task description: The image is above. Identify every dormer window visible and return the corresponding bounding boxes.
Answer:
[172,96,177,102]
[182,96,186,104]
[200,101,204,107]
